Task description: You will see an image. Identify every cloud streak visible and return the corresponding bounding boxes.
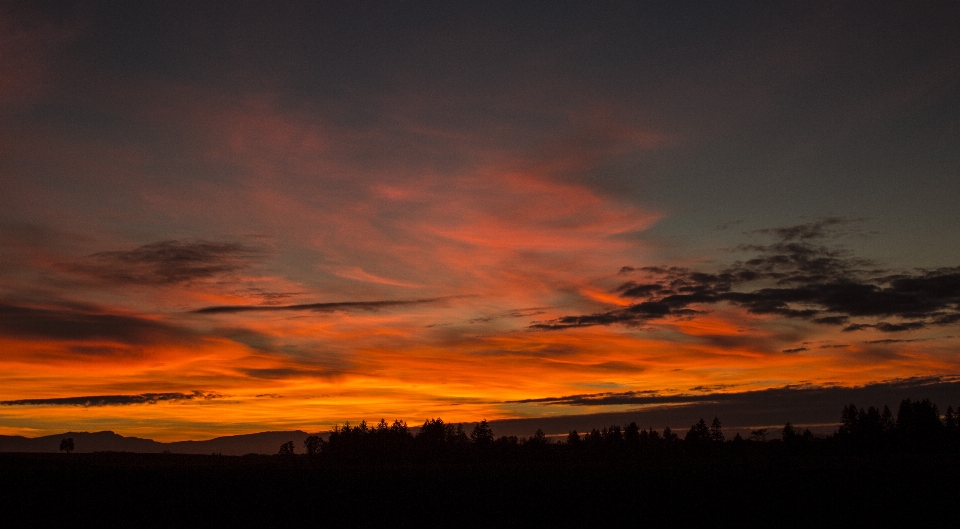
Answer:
[509,376,960,407]
[191,297,455,315]
[0,391,222,407]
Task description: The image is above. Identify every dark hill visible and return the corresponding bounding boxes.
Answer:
[0,430,313,455]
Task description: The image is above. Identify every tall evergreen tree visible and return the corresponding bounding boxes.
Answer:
[471,419,494,445]
[710,417,724,443]
[685,419,711,444]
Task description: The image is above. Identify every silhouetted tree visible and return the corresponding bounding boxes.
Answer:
[946,406,960,444]
[417,418,447,444]
[897,399,940,432]
[881,405,895,432]
[471,419,494,446]
[685,419,711,444]
[604,425,623,445]
[782,423,813,446]
[943,406,957,431]
[390,419,410,438]
[837,403,886,446]
[662,426,678,443]
[566,430,581,446]
[840,403,859,436]
[644,427,661,444]
[781,422,796,442]
[278,441,295,455]
[363,418,412,457]
[616,422,636,448]
[587,428,603,446]
[750,429,767,442]
[447,423,469,445]
[59,438,74,454]
[327,421,372,457]
[304,435,324,455]
[897,398,943,450]
[709,417,724,443]
[526,428,549,446]
[860,406,886,444]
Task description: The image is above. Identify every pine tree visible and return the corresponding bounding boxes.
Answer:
[710,417,724,443]
[685,418,710,444]
[470,419,495,445]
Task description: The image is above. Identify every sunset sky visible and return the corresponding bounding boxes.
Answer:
[2,1,960,441]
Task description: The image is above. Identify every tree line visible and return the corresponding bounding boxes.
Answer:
[275,397,960,461]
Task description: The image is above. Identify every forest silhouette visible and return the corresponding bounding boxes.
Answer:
[286,398,960,463]
[5,398,960,526]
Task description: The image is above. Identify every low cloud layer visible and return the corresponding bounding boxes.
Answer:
[488,376,960,438]
[0,391,222,407]
[534,219,960,334]
[508,376,960,408]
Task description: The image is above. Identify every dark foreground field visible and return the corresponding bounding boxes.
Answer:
[3,449,958,528]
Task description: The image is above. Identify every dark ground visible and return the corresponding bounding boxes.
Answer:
[2,449,958,528]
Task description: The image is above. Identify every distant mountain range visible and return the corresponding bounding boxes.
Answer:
[0,430,315,456]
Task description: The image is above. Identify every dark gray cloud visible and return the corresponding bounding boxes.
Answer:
[843,321,928,333]
[192,297,449,315]
[0,391,222,407]
[813,316,849,325]
[508,376,960,408]
[468,307,549,324]
[533,220,960,334]
[76,240,261,285]
[688,384,740,392]
[0,302,195,344]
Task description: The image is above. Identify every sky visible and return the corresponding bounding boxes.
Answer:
[2,0,960,441]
